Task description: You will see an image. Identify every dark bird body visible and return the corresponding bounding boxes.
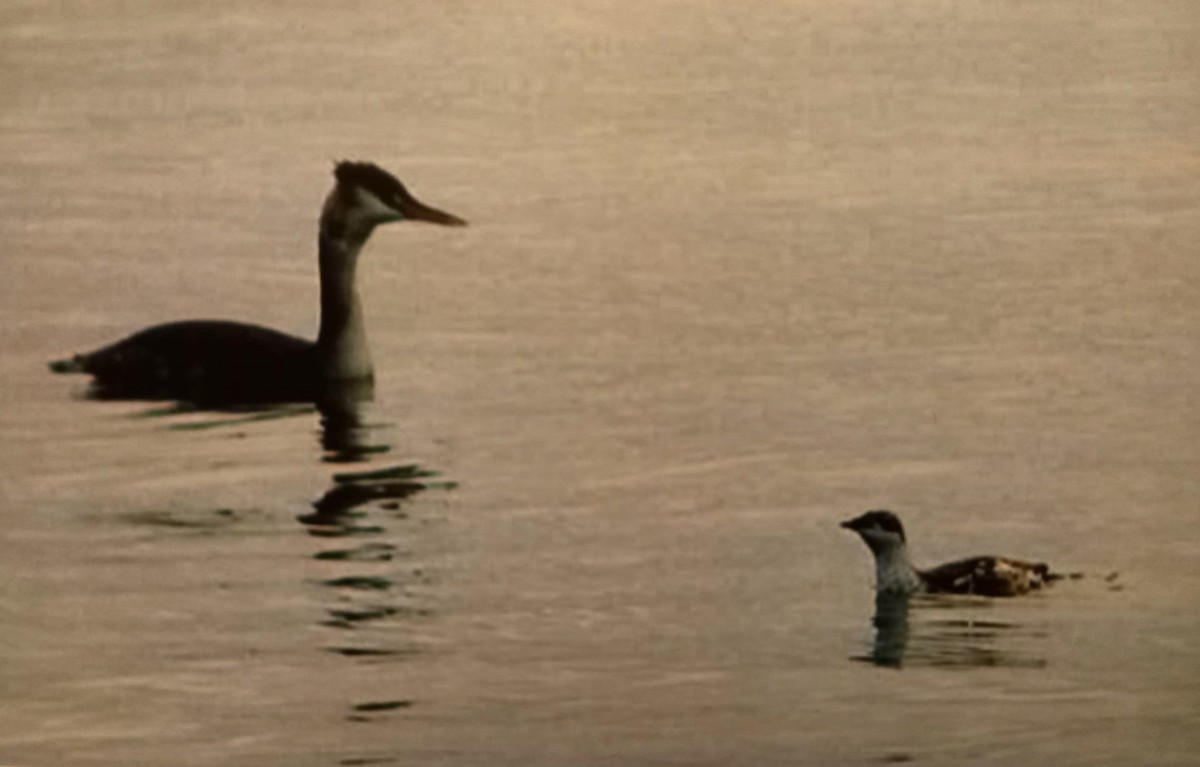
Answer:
[51,321,318,403]
[918,554,1054,597]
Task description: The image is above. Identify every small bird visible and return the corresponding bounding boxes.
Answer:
[841,509,1059,597]
[49,161,466,405]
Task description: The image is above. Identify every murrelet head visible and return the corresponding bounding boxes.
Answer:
[841,509,908,554]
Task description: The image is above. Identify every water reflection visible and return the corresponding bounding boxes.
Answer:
[142,402,314,431]
[862,593,911,669]
[299,464,453,534]
[854,593,1048,670]
[300,402,455,666]
[316,379,390,463]
[117,378,388,464]
[85,374,449,718]
[302,463,451,659]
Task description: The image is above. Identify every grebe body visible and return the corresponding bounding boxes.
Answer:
[51,320,317,402]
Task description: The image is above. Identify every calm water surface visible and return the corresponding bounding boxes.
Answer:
[1,2,1197,765]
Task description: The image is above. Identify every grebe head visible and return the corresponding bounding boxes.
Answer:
[322,161,466,241]
[841,509,907,554]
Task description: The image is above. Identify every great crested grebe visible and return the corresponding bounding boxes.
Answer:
[50,162,465,404]
[841,510,1060,597]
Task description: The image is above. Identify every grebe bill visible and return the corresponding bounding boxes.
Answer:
[840,509,1059,597]
[50,162,466,405]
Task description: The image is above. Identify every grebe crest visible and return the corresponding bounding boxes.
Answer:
[323,161,465,242]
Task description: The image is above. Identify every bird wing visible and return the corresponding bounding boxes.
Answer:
[920,556,1050,597]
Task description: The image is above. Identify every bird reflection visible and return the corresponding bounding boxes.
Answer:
[119,378,386,462]
[303,381,455,532]
[302,384,454,659]
[316,378,389,463]
[853,593,1048,670]
[302,460,452,654]
[299,463,448,534]
[863,592,911,668]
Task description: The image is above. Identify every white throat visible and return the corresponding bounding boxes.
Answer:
[872,543,923,595]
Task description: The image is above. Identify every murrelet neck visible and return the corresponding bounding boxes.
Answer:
[872,543,923,595]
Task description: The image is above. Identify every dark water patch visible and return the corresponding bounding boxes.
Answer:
[333,464,436,483]
[925,617,1049,641]
[323,445,391,463]
[344,699,414,723]
[305,524,389,538]
[913,594,998,610]
[353,700,413,712]
[325,647,412,658]
[315,543,400,562]
[1104,571,1125,591]
[918,647,1048,670]
[299,510,388,536]
[929,618,1015,629]
[120,507,242,530]
[336,605,430,621]
[309,483,425,517]
[129,402,201,418]
[410,567,432,585]
[158,404,313,431]
[323,575,393,591]
[340,758,399,766]
[853,593,1049,670]
[316,382,389,463]
[300,462,453,539]
[322,605,397,627]
[322,604,432,629]
[307,462,447,657]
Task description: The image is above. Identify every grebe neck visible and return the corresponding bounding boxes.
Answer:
[316,229,373,381]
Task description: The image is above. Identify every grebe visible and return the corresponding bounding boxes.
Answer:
[841,510,1059,597]
[50,162,465,404]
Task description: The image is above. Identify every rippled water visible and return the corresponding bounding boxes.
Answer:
[2,2,1198,765]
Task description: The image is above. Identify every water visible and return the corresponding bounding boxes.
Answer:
[2,2,1198,764]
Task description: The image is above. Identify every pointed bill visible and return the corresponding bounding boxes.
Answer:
[396,190,467,226]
